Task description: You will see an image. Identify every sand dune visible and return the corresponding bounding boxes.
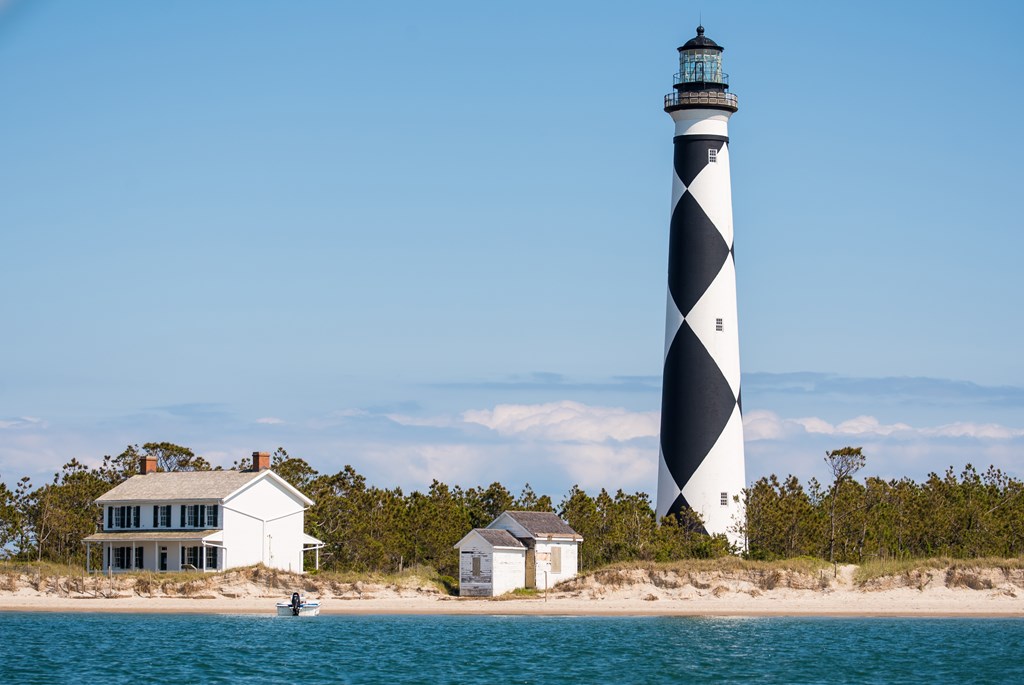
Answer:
[1,563,1022,616]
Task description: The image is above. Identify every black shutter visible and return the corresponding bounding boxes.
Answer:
[180,546,185,565]
[210,505,218,528]
[153,506,158,528]
[199,505,206,528]
[136,547,143,569]
[134,506,140,528]
[180,505,186,527]
[107,507,113,529]
[120,506,126,527]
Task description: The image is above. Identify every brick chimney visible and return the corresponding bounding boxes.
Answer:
[140,455,158,475]
[252,451,271,471]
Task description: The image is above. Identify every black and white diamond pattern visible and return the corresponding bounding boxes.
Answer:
[657,134,745,542]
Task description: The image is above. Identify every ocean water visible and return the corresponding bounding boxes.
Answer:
[1,613,1022,684]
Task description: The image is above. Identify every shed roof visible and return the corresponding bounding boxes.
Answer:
[474,528,526,548]
[95,470,262,502]
[500,511,581,539]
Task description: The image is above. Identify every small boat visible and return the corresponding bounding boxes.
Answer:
[276,592,321,617]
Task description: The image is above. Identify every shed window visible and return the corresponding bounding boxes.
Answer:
[708,148,717,163]
[551,547,562,574]
[471,556,481,577]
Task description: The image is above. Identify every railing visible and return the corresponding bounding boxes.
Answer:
[674,71,729,86]
[664,91,739,110]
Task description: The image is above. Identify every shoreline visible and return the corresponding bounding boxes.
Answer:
[2,594,1022,618]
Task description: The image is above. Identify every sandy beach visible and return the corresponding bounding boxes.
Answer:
[2,563,1023,617]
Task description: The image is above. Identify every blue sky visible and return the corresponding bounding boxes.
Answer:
[2,1,1023,497]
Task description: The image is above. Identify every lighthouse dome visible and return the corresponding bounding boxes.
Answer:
[679,26,723,52]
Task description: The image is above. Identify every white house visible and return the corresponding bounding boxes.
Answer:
[454,511,582,596]
[83,452,324,574]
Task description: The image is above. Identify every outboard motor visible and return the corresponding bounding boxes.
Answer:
[291,592,301,616]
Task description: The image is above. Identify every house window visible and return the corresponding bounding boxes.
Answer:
[716,318,724,332]
[708,148,717,163]
[183,546,201,569]
[111,506,140,529]
[206,505,218,528]
[551,547,562,574]
[205,547,218,570]
[186,505,206,527]
[160,505,171,528]
[471,556,481,577]
[114,546,132,569]
[721,492,729,506]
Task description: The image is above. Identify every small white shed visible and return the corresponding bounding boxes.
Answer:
[454,528,526,597]
[454,510,583,597]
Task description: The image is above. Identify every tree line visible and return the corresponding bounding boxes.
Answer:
[2,444,1023,576]
[742,448,1024,562]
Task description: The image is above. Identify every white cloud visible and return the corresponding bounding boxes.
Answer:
[462,400,658,442]
[255,417,284,425]
[923,422,1024,439]
[743,411,1023,441]
[384,414,456,428]
[0,416,46,430]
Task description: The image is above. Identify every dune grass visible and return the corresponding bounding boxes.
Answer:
[854,556,1024,584]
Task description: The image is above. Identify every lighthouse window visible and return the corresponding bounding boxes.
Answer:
[716,318,724,331]
[708,148,717,163]
[721,492,728,506]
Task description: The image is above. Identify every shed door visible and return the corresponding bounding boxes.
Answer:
[525,548,536,588]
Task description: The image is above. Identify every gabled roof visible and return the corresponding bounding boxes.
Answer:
[454,528,526,550]
[94,469,314,506]
[496,511,582,539]
[474,528,526,548]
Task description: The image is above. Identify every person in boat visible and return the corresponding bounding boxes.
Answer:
[291,592,301,616]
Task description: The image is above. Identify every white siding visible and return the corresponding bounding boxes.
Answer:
[456,531,526,597]
[532,540,580,587]
[487,513,532,539]
[222,477,309,573]
[492,549,526,595]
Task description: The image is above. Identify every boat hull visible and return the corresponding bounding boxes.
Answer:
[276,602,321,617]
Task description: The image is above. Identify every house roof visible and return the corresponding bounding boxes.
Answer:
[453,528,526,550]
[95,470,263,502]
[500,511,582,539]
[83,530,220,542]
[473,528,526,548]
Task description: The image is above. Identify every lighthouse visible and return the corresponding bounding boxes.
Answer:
[656,26,745,547]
